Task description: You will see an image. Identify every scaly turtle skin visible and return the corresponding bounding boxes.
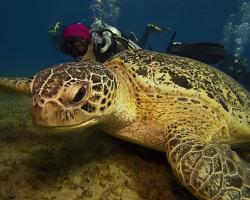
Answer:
[1,49,250,199]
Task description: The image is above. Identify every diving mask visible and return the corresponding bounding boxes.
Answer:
[60,37,90,57]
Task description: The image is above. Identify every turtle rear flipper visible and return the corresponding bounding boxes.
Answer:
[165,120,250,200]
[0,77,31,96]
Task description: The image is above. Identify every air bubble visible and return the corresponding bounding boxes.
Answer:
[223,1,250,58]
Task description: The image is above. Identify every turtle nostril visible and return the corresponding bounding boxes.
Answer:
[40,99,45,104]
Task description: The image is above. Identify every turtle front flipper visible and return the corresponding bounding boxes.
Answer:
[0,77,31,96]
[164,121,250,200]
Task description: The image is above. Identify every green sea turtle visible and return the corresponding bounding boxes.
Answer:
[1,49,250,200]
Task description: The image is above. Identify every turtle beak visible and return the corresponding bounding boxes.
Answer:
[31,93,69,127]
[32,100,63,127]
[31,96,94,128]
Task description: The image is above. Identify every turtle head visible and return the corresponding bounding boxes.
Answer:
[30,61,117,129]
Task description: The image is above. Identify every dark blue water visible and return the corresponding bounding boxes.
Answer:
[0,0,243,76]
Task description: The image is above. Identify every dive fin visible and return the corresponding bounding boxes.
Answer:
[0,77,32,96]
[166,31,227,64]
[168,41,227,64]
[168,31,177,48]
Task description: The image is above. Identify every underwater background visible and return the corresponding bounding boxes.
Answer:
[0,0,249,77]
[1,0,250,199]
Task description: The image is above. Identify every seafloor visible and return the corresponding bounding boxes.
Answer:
[0,90,250,200]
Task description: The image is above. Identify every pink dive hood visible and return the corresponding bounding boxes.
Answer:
[63,23,91,41]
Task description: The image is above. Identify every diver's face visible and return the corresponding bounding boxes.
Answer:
[61,38,89,58]
[70,40,88,57]
[73,41,86,52]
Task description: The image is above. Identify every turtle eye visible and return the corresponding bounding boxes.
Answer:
[71,86,86,104]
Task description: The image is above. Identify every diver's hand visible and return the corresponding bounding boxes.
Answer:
[82,41,96,62]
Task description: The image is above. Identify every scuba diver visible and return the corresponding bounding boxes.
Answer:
[49,21,227,66]
[166,31,227,65]
[49,20,168,63]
